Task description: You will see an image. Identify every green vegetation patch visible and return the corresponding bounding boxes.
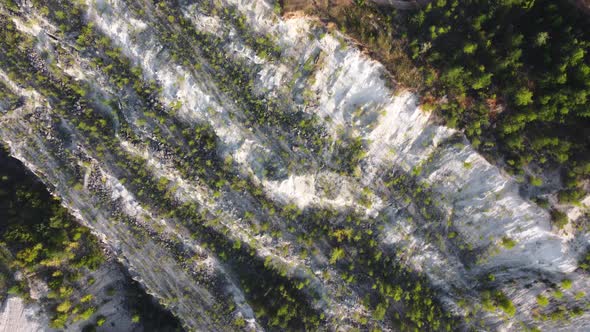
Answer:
[0,146,104,328]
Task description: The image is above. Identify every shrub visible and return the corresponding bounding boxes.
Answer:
[57,300,72,313]
[96,315,106,327]
[530,176,543,187]
[501,237,517,249]
[79,307,96,321]
[497,295,516,317]
[550,210,568,229]
[329,248,345,264]
[536,294,549,307]
[373,302,387,321]
[557,189,584,204]
[579,249,590,270]
[81,294,93,303]
[534,197,549,209]
[482,291,516,317]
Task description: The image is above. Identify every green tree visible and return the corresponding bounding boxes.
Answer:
[515,88,533,106]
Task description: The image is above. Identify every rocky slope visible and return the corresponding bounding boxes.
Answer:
[0,297,46,332]
[0,0,588,330]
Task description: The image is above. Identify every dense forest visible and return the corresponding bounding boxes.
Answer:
[325,0,590,213]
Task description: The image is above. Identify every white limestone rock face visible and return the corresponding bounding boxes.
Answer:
[0,297,48,332]
[0,0,588,331]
